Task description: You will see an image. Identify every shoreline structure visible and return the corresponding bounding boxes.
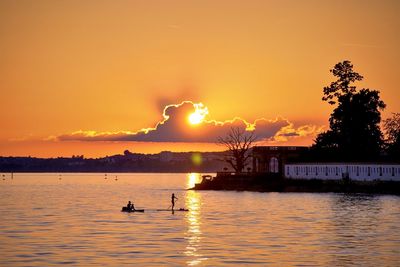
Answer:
[192,172,400,195]
[193,146,400,195]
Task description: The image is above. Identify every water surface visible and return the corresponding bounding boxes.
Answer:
[0,173,399,266]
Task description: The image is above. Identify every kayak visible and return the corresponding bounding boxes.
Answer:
[121,207,144,212]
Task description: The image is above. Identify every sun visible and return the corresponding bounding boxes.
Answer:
[188,103,208,125]
[189,112,203,125]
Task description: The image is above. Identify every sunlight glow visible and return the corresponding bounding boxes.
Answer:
[187,173,201,188]
[188,103,209,125]
[189,112,203,125]
[185,190,207,265]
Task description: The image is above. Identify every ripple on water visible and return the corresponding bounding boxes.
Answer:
[1,174,400,266]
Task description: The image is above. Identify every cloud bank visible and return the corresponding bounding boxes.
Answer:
[57,101,322,143]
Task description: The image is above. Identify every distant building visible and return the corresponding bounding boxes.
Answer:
[252,146,308,174]
[251,146,400,181]
[285,163,400,181]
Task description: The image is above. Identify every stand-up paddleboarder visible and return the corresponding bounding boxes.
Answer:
[171,193,178,211]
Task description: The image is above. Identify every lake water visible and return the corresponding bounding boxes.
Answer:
[0,173,399,266]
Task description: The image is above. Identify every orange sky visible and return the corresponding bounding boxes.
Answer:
[0,0,399,157]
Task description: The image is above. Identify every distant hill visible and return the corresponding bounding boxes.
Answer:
[0,150,232,173]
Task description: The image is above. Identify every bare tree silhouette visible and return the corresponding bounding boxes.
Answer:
[218,127,256,173]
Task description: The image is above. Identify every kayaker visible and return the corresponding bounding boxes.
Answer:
[127,201,135,211]
[171,193,178,211]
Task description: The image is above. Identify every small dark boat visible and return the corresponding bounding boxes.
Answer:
[121,207,144,213]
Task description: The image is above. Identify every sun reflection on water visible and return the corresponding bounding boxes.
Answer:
[187,173,201,189]
[184,181,207,266]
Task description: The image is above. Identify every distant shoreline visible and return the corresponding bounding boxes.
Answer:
[0,171,212,174]
[0,152,227,173]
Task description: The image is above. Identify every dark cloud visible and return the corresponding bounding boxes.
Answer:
[279,132,300,137]
[57,101,319,143]
[155,85,200,113]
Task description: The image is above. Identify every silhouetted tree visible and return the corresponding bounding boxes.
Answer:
[322,60,363,105]
[314,60,386,161]
[218,127,256,173]
[384,113,400,160]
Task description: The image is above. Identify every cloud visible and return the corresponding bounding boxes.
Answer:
[268,123,326,143]
[57,101,322,144]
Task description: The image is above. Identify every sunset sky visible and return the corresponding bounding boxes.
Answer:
[1,0,399,157]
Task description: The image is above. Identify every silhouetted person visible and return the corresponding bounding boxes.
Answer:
[127,201,134,211]
[171,193,178,211]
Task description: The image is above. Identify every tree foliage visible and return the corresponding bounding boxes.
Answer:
[314,61,386,160]
[383,113,400,160]
[218,127,256,173]
[322,60,363,105]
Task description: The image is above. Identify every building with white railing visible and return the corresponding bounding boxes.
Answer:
[285,163,400,181]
